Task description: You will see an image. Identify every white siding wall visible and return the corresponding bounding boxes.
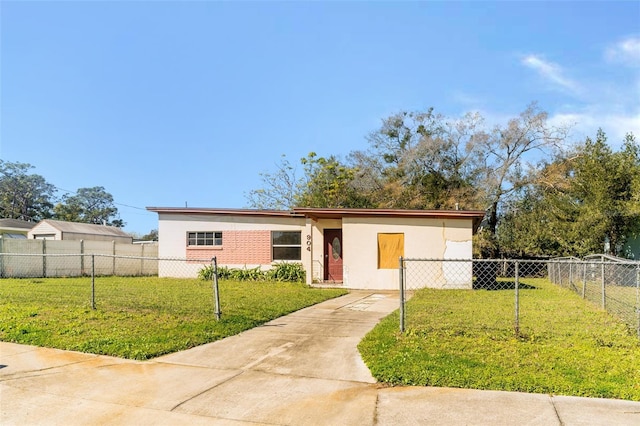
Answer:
[27,222,61,240]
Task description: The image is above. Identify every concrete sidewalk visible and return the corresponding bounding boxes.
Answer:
[1,291,639,425]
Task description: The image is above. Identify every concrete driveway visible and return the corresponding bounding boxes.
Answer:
[2,291,639,425]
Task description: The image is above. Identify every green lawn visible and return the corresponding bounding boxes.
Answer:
[0,277,346,360]
[358,278,640,400]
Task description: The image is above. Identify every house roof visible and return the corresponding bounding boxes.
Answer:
[146,207,303,217]
[146,207,487,231]
[33,219,132,238]
[0,218,36,230]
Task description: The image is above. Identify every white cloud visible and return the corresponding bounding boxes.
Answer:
[521,54,582,95]
[605,36,640,66]
[519,42,640,146]
[549,109,640,145]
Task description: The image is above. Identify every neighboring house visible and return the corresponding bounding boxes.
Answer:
[27,219,133,244]
[147,207,485,290]
[0,218,35,239]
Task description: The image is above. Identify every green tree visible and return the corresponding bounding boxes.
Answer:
[498,130,640,258]
[0,160,55,221]
[567,130,640,256]
[295,152,371,208]
[246,153,370,209]
[54,186,125,227]
[140,229,158,241]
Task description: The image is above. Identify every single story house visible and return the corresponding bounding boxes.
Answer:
[27,219,133,244]
[0,218,35,239]
[147,207,485,290]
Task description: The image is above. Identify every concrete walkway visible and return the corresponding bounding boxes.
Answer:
[1,291,639,425]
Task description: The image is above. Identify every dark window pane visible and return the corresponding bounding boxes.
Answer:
[273,247,301,260]
[272,231,301,245]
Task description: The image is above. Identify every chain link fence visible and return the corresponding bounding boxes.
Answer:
[399,258,640,339]
[548,255,640,336]
[0,253,220,315]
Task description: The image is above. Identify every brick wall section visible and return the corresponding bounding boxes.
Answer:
[187,230,272,265]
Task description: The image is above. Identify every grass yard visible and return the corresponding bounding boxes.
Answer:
[358,278,640,401]
[0,276,346,360]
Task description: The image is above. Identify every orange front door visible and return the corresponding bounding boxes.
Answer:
[324,229,343,282]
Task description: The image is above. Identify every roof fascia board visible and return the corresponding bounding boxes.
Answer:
[146,207,304,218]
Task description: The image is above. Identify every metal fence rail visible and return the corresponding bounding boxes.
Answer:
[399,258,640,339]
[0,252,160,277]
[0,254,221,317]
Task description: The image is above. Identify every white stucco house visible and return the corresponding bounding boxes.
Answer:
[147,207,485,290]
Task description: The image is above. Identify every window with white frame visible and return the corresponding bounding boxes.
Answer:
[187,231,222,247]
[272,231,301,260]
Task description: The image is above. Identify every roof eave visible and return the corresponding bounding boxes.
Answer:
[146,207,304,218]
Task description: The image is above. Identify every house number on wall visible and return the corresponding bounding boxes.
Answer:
[306,234,312,251]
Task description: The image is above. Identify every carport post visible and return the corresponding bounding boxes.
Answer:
[399,256,405,333]
[212,257,221,321]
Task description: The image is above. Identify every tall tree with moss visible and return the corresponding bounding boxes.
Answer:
[0,160,55,221]
[353,108,487,210]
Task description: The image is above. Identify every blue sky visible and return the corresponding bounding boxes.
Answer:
[1,1,639,235]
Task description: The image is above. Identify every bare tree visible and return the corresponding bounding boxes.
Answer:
[481,103,570,243]
[245,155,301,210]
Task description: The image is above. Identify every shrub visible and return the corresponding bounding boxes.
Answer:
[197,264,215,281]
[267,262,306,282]
[197,263,305,283]
[197,265,231,281]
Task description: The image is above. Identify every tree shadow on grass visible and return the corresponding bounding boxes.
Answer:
[473,280,538,291]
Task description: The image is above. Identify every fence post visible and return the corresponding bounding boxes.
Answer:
[42,239,47,278]
[399,256,405,333]
[601,262,606,310]
[559,262,563,287]
[91,254,96,310]
[212,257,221,320]
[140,244,145,276]
[636,265,639,339]
[0,237,4,278]
[80,240,84,275]
[582,262,587,299]
[514,260,520,337]
[112,241,116,276]
[569,262,573,288]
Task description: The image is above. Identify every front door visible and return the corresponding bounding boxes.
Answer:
[324,229,343,282]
